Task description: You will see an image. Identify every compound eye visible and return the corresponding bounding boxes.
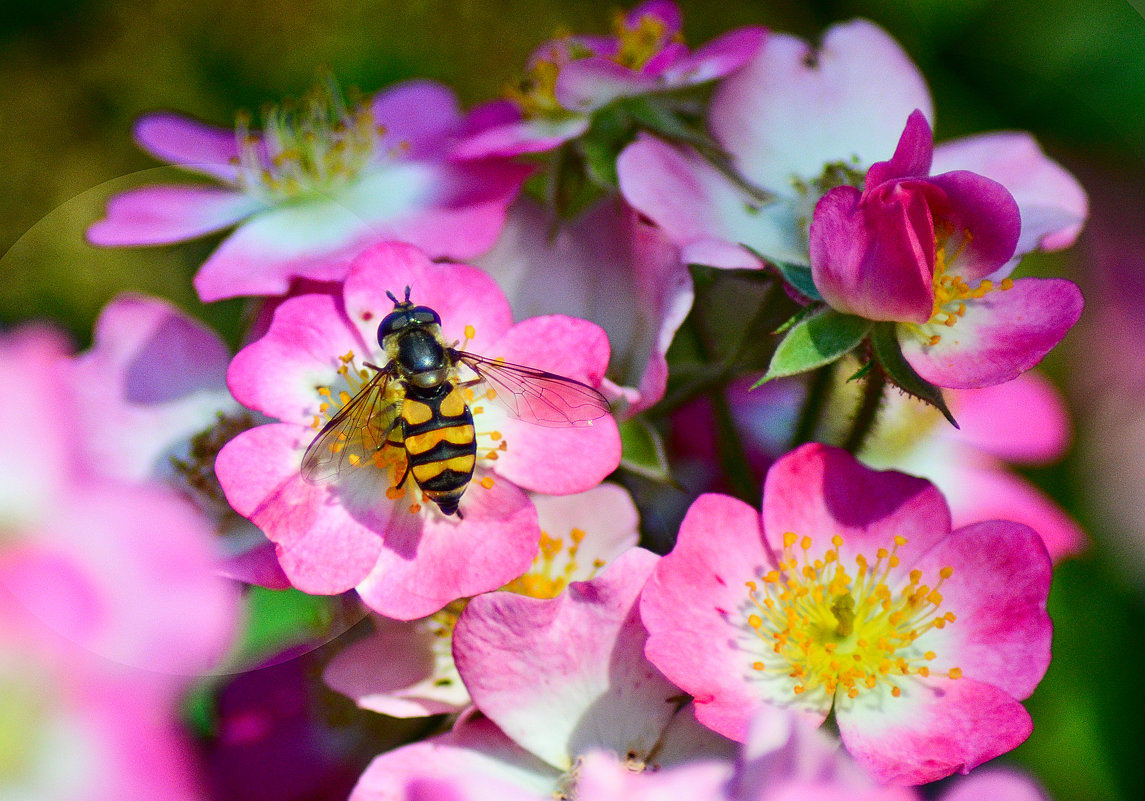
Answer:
[378,311,407,343]
[411,306,441,326]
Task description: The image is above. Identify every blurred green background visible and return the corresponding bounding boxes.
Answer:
[2,2,1144,800]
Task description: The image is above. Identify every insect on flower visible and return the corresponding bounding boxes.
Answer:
[301,287,611,517]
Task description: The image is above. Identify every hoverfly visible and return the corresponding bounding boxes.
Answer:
[301,287,611,517]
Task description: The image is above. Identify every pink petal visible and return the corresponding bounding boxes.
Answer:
[341,242,514,350]
[453,116,591,159]
[215,423,384,594]
[454,548,674,770]
[215,537,291,589]
[661,27,768,85]
[133,112,241,182]
[947,371,1070,463]
[617,135,804,266]
[354,477,540,620]
[66,294,234,483]
[899,277,1084,389]
[943,462,1086,562]
[482,316,621,494]
[478,197,693,415]
[368,80,462,159]
[866,110,934,186]
[810,183,936,323]
[938,768,1050,801]
[226,293,367,426]
[763,444,952,571]
[556,57,661,112]
[87,185,262,246]
[576,751,732,801]
[350,717,558,800]
[640,493,800,742]
[710,20,933,188]
[933,132,1087,253]
[837,677,1033,785]
[927,170,1021,282]
[910,520,1052,699]
[626,0,681,34]
[323,617,470,717]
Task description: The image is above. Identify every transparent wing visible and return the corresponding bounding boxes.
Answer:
[301,366,401,483]
[455,351,611,427]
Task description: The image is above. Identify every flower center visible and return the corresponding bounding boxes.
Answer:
[922,226,1014,346]
[610,10,676,71]
[790,159,867,239]
[172,410,256,511]
[310,334,507,517]
[745,532,961,705]
[502,526,602,599]
[233,73,394,202]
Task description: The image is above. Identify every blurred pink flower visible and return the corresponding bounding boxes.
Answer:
[88,80,530,301]
[809,111,1082,388]
[477,197,692,416]
[0,324,239,679]
[64,293,288,588]
[457,1,765,158]
[640,444,1053,785]
[323,483,639,718]
[216,243,620,620]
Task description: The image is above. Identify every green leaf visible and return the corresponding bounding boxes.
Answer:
[773,302,820,335]
[869,322,958,427]
[771,260,822,301]
[619,416,673,483]
[756,309,871,385]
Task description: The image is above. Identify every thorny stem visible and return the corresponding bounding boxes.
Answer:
[841,367,886,454]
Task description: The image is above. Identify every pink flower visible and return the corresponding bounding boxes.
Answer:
[62,293,289,588]
[457,1,765,158]
[639,443,1053,785]
[323,483,640,718]
[619,19,1085,274]
[88,80,530,301]
[216,242,621,620]
[477,197,693,415]
[0,324,239,679]
[348,548,735,800]
[809,110,1083,389]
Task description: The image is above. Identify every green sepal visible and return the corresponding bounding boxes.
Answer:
[773,302,821,335]
[847,360,874,382]
[869,321,958,427]
[771,260,822,302]
[756,309,871,386]
[619,416,673,483]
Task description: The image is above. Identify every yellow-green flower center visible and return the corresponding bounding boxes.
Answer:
[745,532,961,704]
[234,73,392,202]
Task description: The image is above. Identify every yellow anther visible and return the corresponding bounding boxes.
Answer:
[464,325,477,340]
[480,476,495,490]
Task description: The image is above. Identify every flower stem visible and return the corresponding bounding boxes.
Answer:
[841,367,886,454]
[790,364,834,448]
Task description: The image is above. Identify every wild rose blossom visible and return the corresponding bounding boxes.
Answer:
[639,443,1053,785]
[88,80,531,301]
[63,293,288,588]
[323,483,639,718]
[618,19,1085,273]
[477,196,692,416]
[349,548,736,800]
[456,0,765,159]
[0,324,238,679]
[809,110,1083,389]
[215,242,620,620]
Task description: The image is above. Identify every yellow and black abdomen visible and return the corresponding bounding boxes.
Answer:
[400,382,477,516]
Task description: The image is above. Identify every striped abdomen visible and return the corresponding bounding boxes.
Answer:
[401,382,477,517]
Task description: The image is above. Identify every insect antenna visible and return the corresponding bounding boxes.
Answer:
[385,286,413,307]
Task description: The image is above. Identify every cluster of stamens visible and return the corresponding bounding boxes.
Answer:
[232,73,400,202]
[925,225,1014,346]
[505,11,678,118]
[503,527,605,599]
[745,532,960,703]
